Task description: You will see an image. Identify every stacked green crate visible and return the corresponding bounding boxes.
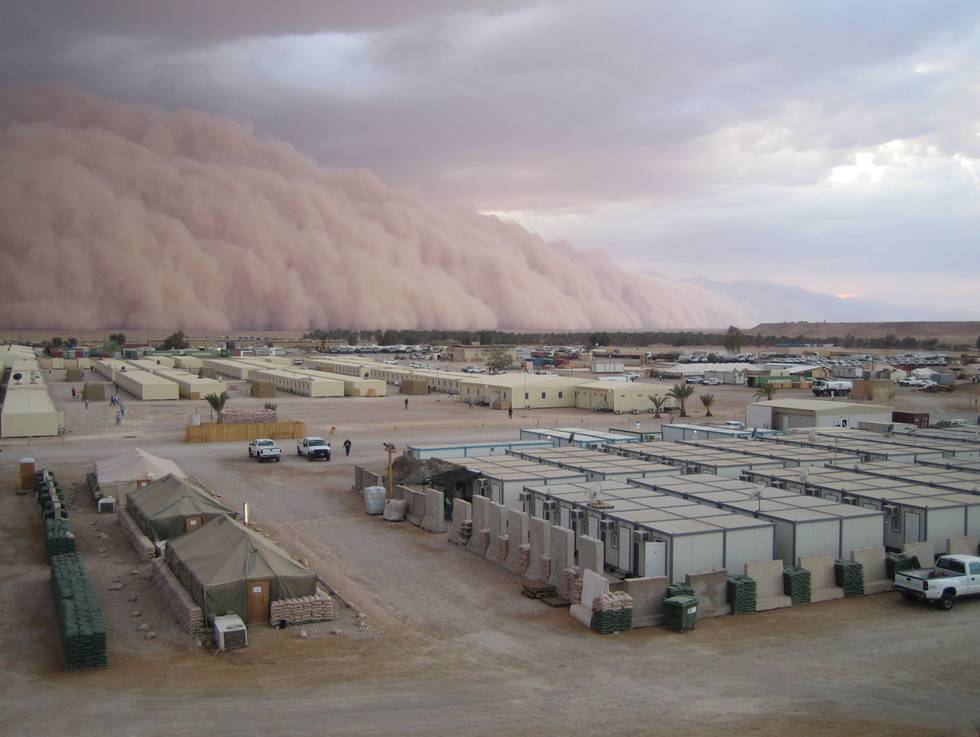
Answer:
[50,554,108,671]
[783,566,811,605]
[726,574,757,614]
[663,596,698,632]
[667,583,694,598]
[834,559,864,597]
[886,552,918,578]
[44,518,76,559]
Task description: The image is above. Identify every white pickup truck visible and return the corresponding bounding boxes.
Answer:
[894,554,980,610]
[248,438,282,463]
[296,436,331,461]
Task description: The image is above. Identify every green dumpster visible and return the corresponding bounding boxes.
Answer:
[663,595,698,632]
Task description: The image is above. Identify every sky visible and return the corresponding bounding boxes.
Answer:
[1,1,979,324]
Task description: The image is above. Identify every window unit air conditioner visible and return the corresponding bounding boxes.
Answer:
[517,491,531,502]
[599,519,615,533]
[213,614,248,651]
[632,530,651,543]
[882,504,899,516]
[542,500,557,511]
[569,509,585,521]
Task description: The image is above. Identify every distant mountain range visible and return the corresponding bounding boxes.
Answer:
[688,278,970,325]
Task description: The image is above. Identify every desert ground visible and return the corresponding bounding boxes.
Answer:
[2,372,980,737]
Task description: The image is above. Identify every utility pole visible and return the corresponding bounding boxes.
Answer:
[383,442,396,499]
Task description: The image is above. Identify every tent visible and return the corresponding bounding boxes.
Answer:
[165,516,316,623]
[127,474,232,541]
[96,448,186,486]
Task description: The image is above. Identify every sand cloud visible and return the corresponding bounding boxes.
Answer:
[0,84,743,330]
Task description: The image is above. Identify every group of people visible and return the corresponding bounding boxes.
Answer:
[69,386,90,409]
[109,393,126,424]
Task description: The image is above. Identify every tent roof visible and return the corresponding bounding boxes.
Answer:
[167,515,312,587]
[96,447,186,484]
[127,474,231,521]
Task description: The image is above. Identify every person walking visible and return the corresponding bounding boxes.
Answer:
[71,387,76,399]
[115,409,122,426]
[343,438,352,457]
[83,398,89,410]
[508,406,513,420]
[404,398,409,411]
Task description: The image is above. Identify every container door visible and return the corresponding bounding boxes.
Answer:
[619,525,631,572]
[903,512,920,544]
[247,579,270,624]
[183,515,204,533]
[643,541,666,578]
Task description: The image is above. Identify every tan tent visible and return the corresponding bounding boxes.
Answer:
[95,448,185,486]
[165,516,316,623]
[127,474,232,541]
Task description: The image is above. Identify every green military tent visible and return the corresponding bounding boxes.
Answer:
[127,474,232,541]
[165,515,316,623]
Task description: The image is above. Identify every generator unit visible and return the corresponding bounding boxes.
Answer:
[213,615,248,651]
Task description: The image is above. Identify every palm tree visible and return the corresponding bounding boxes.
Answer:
[754,383,778,401]
[699,393,715,417]
[667,383,695,417]
[204,391,229,422]
[648,395,668,418]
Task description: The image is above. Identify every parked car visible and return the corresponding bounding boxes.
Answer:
[296,436,331,461]
[248,438,281,462]
[894,554,980,610]
[702,378,721,386]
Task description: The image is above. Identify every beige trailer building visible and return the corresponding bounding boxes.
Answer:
[150,367,227,400]
[257,360,385,397]
[247,367,344,398]
[1,385,63,438]
[200,358,257,380]
[746,399,893,431]
[574,380,671,414]
[173,356,203,370]
[460,374,581,410]
[115,369,180,400]
[95,358,133,382]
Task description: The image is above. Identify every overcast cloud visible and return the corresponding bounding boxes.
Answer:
[1,1,978,321]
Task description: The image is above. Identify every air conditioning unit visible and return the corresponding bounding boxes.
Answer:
[517,491,531,502]
[569,509,585,521]
[213,614,248,651]
[632,530,651,543]
[599,519,615,532]
[882,504,899,516]
[542,500,557,511]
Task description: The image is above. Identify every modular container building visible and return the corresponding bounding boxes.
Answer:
[1,384,63,438]
[610,441,784,479]
[524,479,774,582]
[200,358,257,380]
[256,359,386,397]
[768,433,945,463]
[805,429,980,460]
[246,367,344,398]
[115,369,179,400]
[661,424,756,442]
[630,473,884,562]
[680,437,848,467]
[918,457,980,475]
[458,456,587,509]
[128,361,227,399]
[743,465,980,551]
[95,358,132,382]
[460,374,581,410]
[892,425,980,445]
[829,460,980,496]
[506,446,679,482]
[573,380,670,414]
[518,427,640,448]
[407,438,560,460]
[607,426,663,442]
[746,399,893,431]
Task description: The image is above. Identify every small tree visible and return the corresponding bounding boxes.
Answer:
[108,333,126,346]
[648,395,668,418]
[160,330,189,350]
[724,325,743,354]
[485,347,513,374]
[204,391,229,422]
[754,383,778,401]
[667,383,696,417]
[699,393,715,417]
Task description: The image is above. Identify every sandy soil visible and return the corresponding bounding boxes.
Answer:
[1,373,979,736]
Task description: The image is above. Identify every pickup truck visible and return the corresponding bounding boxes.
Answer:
[248,438,282,463]
[894,554,980,610]
[296,436,331,461]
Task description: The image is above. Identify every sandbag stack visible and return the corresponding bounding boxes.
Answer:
[783,566,812,605]
[44,518,76,560]
[50,553,107,671]
[538,554,552,584]
[834,559,864,597]
[473,529,491,557]
[269,594,335,626]
[516,544,531,577]
[152,558,206,634]
[667,582,695,598]
[559,567,580,601]
[590,591,633,635]
[495,536,509,566]
[726,574,757,614]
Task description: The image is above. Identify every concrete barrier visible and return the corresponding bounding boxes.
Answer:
[467,496,489,555]
[485,502,508,562]
[504,510,529,573]
[745,559,792,611]
[903,541,935,568]
[421,488,447,533]
[686,569,731,618]
[947,535,979,556]
[525,517,551,581]
[549,526,575,587]
[850,546,891,595]
[798,554,844,603]
[570,569,608,628]
[448,499,472,545]
[625,576,668,627]
[577,535,604,576]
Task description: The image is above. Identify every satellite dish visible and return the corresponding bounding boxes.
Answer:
[11,372,22,381]
[799,467,809,485]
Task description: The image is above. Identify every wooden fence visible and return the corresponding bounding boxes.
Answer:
[184,420,306,443]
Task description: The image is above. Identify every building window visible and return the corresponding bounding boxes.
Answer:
[541,392,547,399]
[558,391,563,399]
[610,531,619,550]
[890,515,901,533]
[524,392,529,400]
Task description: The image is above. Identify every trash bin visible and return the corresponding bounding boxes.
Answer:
[663,595,698,632]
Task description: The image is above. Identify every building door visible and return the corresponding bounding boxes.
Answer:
[246,579,270,624]
[183,515,204,533]
[642,541,666,577]
[903,512,920,544]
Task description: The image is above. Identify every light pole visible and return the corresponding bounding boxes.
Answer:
[383,442,396,500]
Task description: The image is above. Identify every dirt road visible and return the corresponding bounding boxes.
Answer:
[1,377,979,736]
